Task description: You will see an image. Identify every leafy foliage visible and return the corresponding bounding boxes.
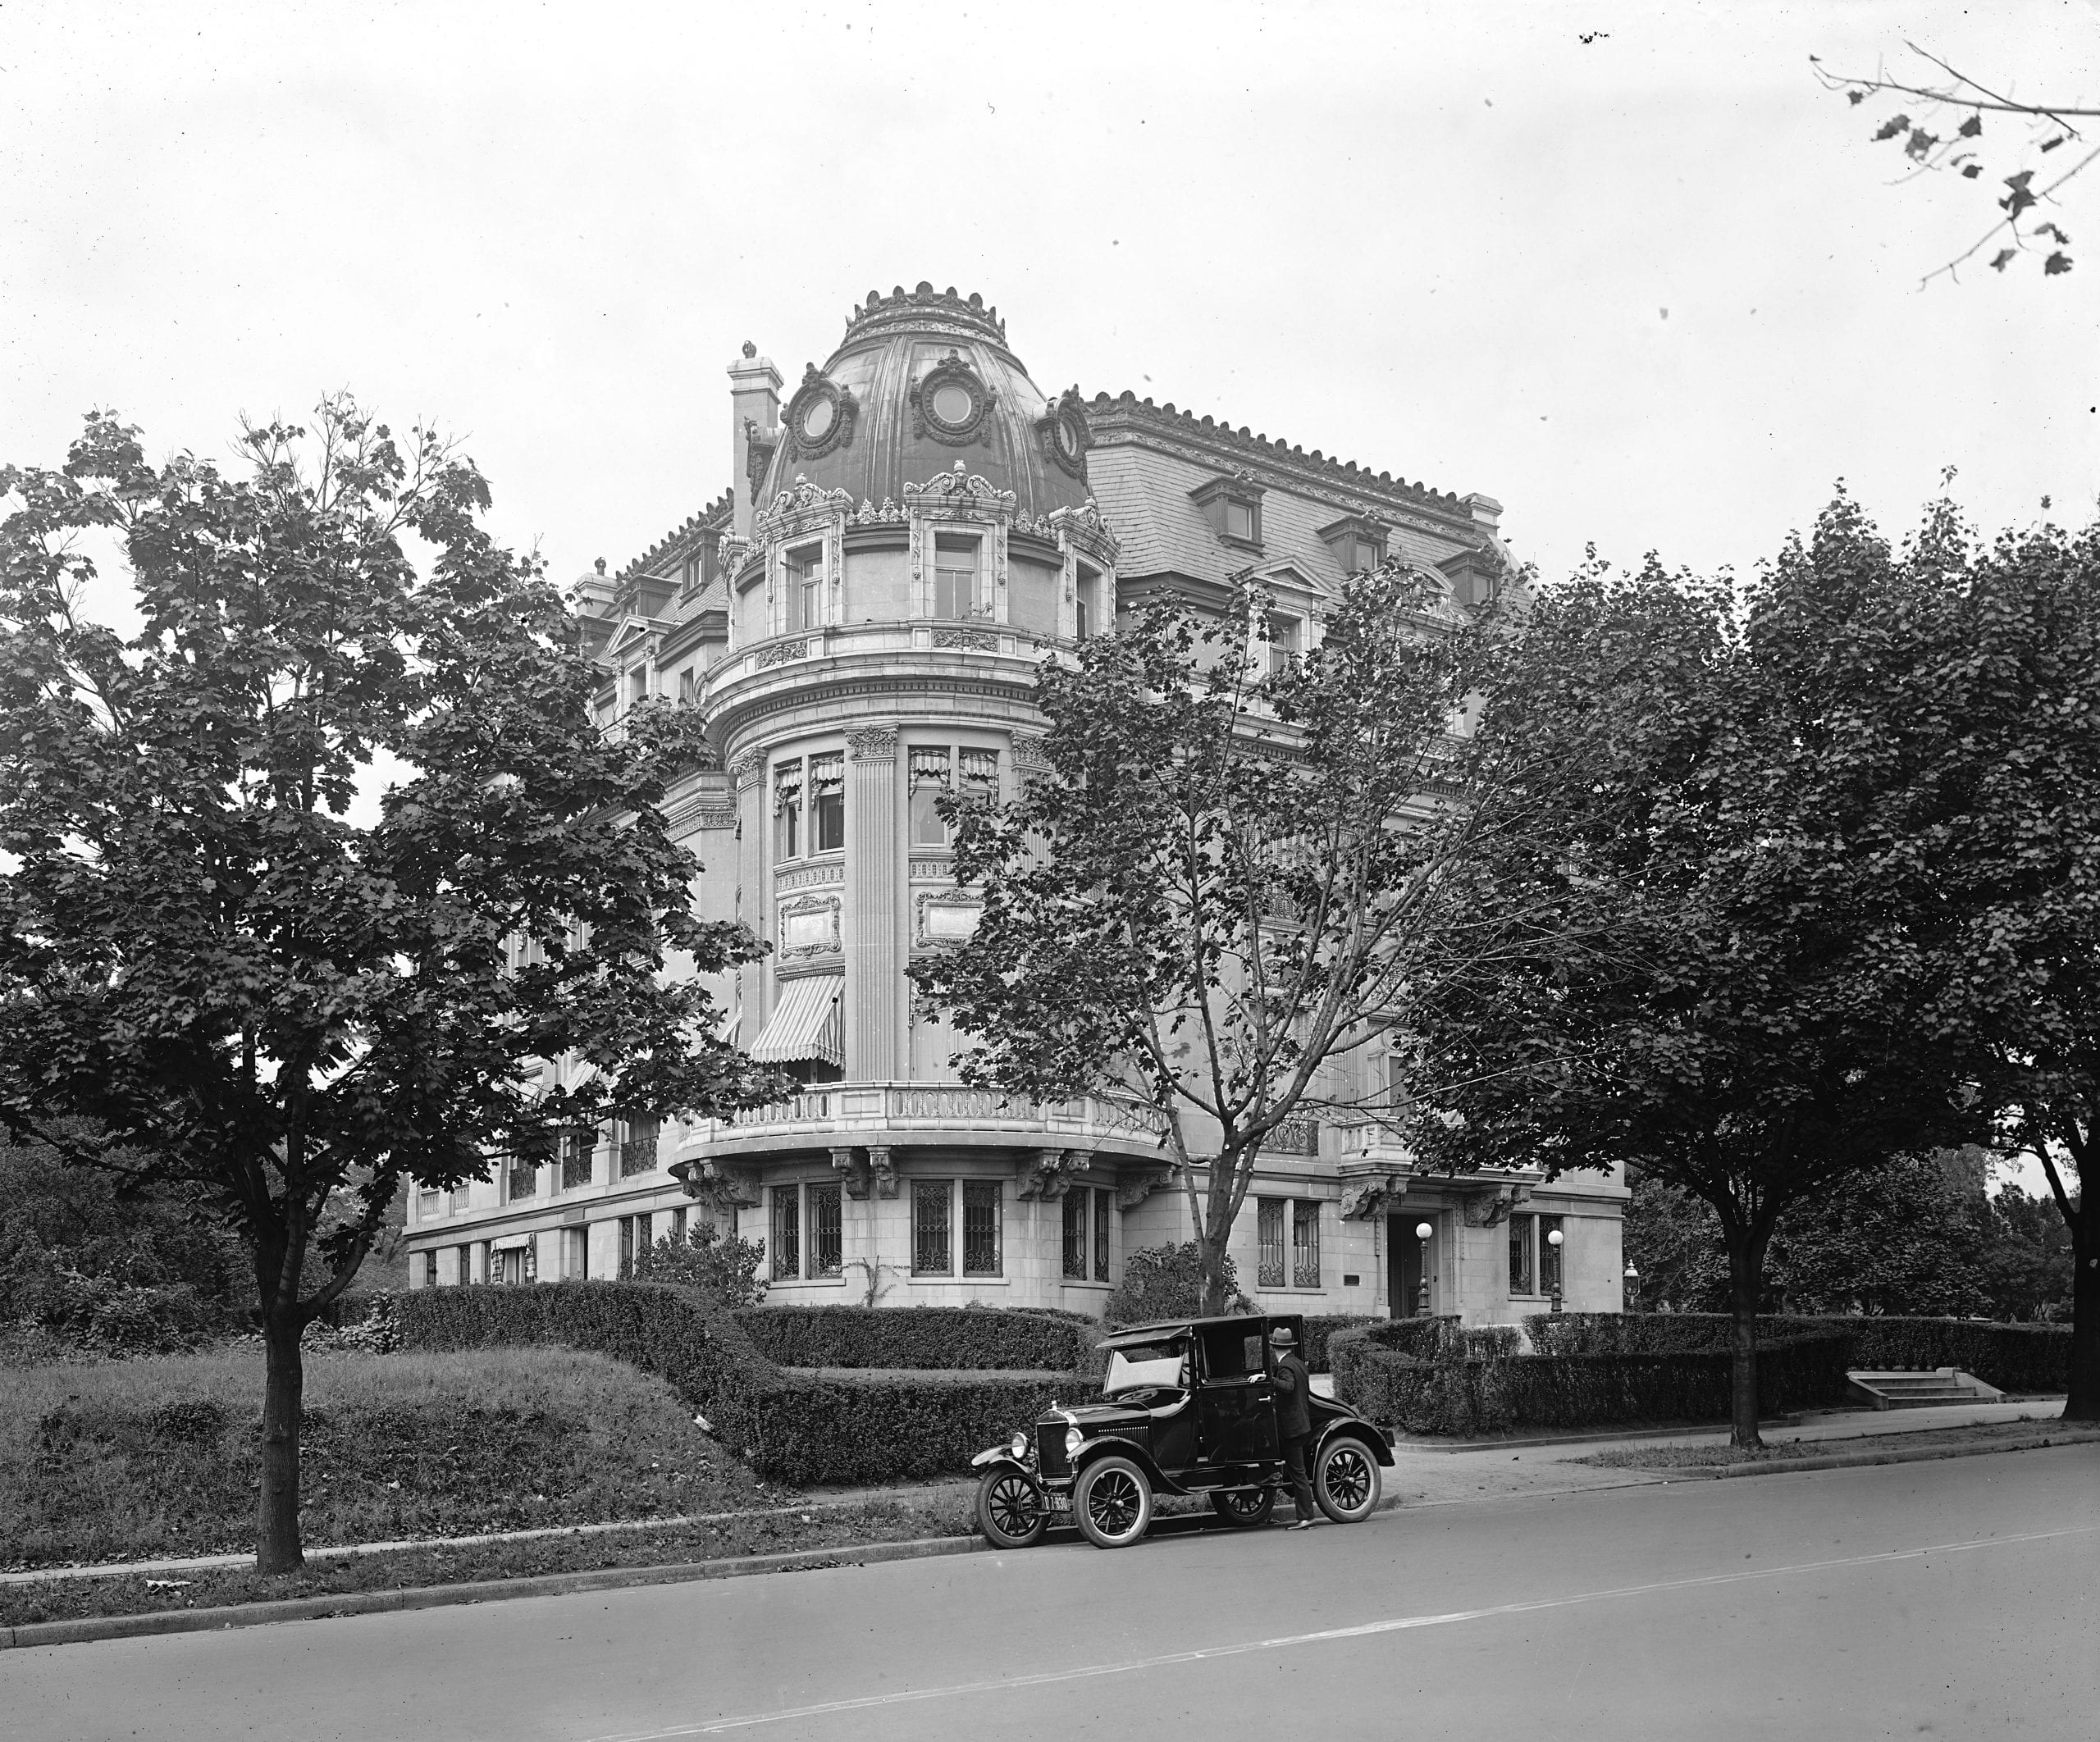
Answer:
[733,1304,1098,1372]
[0,399,784,1566]
[631,1222,769,1308]
[913,568,1569,1311]
[1404,501,1993,1444]
[1812,41,2095,282]
[1101,1242,1253,1326]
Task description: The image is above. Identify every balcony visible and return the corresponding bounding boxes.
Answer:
[677,1080,1170,1161]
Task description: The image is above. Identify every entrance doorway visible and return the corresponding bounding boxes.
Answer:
[1387,1215,1430,1320]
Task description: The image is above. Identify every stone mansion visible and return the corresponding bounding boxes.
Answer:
[401,284,1628,1325]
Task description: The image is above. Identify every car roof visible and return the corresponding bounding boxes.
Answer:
[1097,1314,1290,1352]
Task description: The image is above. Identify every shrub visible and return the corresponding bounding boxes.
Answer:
[1102,1243,1253,1326]
[632,1224,769,1307]
[397,1282,1098,1486]
[1329,1320,1855,1436]
[736,1305,1096,1372]
[1523,1312,2071,1393]
[1296,1316,1383,1373]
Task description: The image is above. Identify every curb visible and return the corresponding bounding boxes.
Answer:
[1643,1430,2100,1482]
[2,1534,988,1653]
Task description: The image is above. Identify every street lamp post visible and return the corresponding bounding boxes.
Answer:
[1546,1226,1565,1316]
[1413,1220,1433,1318]
[1623,1262,1640,1313]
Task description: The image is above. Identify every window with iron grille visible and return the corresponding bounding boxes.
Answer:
[1093,1185,1111,1282]
[560,1131,594,1191]
[479,1242,493,1286]
[912,1179,952,1275]
[810,752,845,852]
[1509,1213,1536,1296]
[505,1146,538,1202]
[456,1243,473,1285]
[672,1206,688,1246]
[807,1183,842,1278]
[617,1215,636,1280]
[422,1250,436,1289]
[771,1188,801,1280]
[963,1181,1001,1276]
[1257,1197,1286,1288]
[1291,1200,1321,1288]
[619,1115,659,1179]
[1061,1189,1088,1279]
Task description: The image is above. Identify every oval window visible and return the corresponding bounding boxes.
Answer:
[931,381,976,426]
[800,395,836,441]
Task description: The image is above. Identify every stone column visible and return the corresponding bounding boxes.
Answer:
[729,749,767,1029]
[846,726,901,1081]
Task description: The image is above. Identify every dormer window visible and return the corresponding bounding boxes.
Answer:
[934,533,979,619]
[1190,476,1265,553]
[1317,515,1387,576]
[786,542,823,632]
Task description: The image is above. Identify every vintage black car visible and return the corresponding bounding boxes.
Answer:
[970,1313,1396,1550]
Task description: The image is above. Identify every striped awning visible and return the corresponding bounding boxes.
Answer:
[746,975,843,1067]
[712,1003,741,1045]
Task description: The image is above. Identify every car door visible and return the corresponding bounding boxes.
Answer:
[1194,1326,1280,1465]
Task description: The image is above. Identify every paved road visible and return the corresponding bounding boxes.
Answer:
[5,1443,2095,1740]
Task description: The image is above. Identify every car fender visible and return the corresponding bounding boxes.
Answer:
[969,1448,1039,1480]
[1315,1419,1395,1468]
[1071,1434,1172,1491]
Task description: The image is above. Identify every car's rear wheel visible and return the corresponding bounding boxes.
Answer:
[1208,1486,1275,1528]
[975,1467,1048,1549]
[1314,1437,1381,1524]
[1074,1455,1153,1549]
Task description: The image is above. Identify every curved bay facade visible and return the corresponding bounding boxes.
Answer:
[405,285,1629,1324]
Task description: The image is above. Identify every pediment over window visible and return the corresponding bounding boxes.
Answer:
[1315,513,1388,575]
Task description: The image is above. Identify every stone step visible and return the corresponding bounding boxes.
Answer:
[1846,1369,2004,1410]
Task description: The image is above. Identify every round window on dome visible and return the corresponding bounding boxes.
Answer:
[930,381,976,427]
[800,395,836,441]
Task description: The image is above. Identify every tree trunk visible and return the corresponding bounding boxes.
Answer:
[2065,1197,2098,1423]
[1198,1223,1235,1316]
[1723,1221,1770,1450]
[257,1311,306,1574]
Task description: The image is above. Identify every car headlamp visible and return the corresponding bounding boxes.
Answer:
[1064,1425,1085,1461]
[1010,1430,1029,1458]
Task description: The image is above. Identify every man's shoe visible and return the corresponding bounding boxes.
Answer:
[1287,1519,1316,1531]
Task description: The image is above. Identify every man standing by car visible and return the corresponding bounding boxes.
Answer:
[1268,1324,1317,1530]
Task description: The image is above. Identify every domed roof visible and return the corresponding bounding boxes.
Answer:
[757,284,1095,521]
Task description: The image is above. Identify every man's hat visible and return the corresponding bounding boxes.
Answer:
[1268,1325,1297,1348]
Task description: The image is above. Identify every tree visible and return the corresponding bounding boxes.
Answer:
[1404,505,1985,1447]
[911,567,1577,1315]
[1979,1183,2076,1323]
[0,399,784,1571]
[1813,41,2097,282]
[1911,512,2100,1414]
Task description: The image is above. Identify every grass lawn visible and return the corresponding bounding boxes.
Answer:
[1575,1417,2100,1470]
[2,1345,776,1571]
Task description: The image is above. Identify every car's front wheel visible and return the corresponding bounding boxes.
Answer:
[1074,1455,1153,1549]
[975,1467,1048,1549]
[1314,1436,1382,1524]
[1208,1486,1276,1528]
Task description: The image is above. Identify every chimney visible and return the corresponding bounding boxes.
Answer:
[728,341,782,540]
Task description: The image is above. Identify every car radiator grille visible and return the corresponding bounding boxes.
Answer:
[1036,1423,1070,1479]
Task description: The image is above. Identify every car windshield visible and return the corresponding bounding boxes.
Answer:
[1102,1341,1188,1397]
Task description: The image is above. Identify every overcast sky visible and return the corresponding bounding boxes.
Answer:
[3,1,2093,1191]
[6,0,2096,598]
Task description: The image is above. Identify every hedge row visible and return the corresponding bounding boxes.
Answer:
[1329,1326,1854,1436]
[1523,1313,2071,1393]
[733,1305,1097,1373]
[396,1284,1092,1486]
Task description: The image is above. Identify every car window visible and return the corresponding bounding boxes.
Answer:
[1103,1342,1189,1396]
[1200,1325,1255,1379]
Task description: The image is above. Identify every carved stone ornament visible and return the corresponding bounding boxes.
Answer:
[1338,1160,1413,1221]
[1115,1166,1173,1211]
[760,475,855,536]
[691,805,739,831]
[1008,732,1050,772]
[906,463,1016,513]
[1462,1182,1533,1228]
[909,351,995,445]
[1018,1147,1093,1202]
[915,887,983,949]
[847,725,900,760]
[727,751,766,788]
[718,533,753,576]
[783,364,859,463]
[744,419,778,504]
[1034,385,1093,481]
[830,1145,870,1200]
[930,627,1000,652]
[685,1158,763,1210]
[757,638,809,668]
[1044,498,1121,567]
[866,1144,898,1198]
[778,893,842,960]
